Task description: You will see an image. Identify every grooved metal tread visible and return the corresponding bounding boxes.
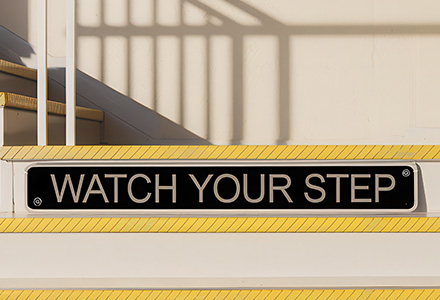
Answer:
[0,217,439,233]
[1,145,440,161]
[0,289,439,300]
[0,59,36,81]
[0,92,104,122]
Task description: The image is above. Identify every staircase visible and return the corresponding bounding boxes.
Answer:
[1,36,440,300]
[0,59,103,146]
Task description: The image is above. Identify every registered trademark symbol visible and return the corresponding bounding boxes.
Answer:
[402,169,411,177]
[33,197,42,207]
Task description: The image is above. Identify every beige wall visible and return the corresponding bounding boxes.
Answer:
[2,0,440,145]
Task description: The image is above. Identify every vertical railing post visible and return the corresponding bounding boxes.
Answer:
[37,0,48,146]
[66,0,76,145]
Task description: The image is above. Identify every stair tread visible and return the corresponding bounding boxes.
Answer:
[0,59,36,81]
[0,92,103,122]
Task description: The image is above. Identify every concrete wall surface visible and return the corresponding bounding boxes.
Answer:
[1,0,440,145]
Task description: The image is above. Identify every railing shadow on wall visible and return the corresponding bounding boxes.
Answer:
[76,0,440,145]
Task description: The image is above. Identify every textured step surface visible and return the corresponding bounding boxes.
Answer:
[0,289,439,299]
[0,59,36,81]
[0,216,440,233]
[0,92,103,122]
[0,145,439,160]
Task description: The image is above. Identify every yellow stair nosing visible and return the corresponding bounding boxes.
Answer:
[0,289,435,300]
[0,59,37,81]
[0,92,103,122]
[0,217,437,233]
[1,145,440,160]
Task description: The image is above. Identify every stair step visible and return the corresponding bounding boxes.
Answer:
[0,59,36,81]
[0,92,103,122]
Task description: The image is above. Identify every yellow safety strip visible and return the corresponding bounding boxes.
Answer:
[1,217,440,233]
[0,289,439,300]
[1,145,440,161]
[0,92,104,122]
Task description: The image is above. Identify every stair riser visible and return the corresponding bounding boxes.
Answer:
[0,73,37,98]
[0,71,70,103]
[0,159,436,215]
[0,107,101,147]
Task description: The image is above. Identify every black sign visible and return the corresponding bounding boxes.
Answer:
[26,164,417,211]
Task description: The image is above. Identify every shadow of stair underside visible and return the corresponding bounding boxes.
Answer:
[0,26,210,145]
